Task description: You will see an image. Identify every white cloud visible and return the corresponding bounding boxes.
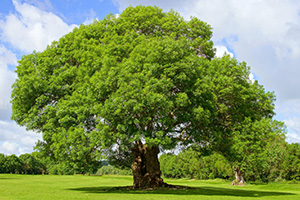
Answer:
[0,45,17,120]
[286,133,300,144]
[284,116,300,133]
[0,141,35,156]
[20,0,54,12]
[0,45,18,66]
[185,0,300,101]
[0,0,77,155]
[214,45,233,58]
[276,100,300,118]
[0,43,36,156]
[0,141,20,155]
[0,0,77,53]
[0,120,42,155]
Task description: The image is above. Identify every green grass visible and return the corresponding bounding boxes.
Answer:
[0,174,300,200]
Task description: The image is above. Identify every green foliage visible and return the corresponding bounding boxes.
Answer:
[159,134,292,183]
[229,119,287,182]
[47,162,72,175]
[0,152,46,174]
[3,154,23,174]
[11,5,276,174]
[46,159,100,175]
[96,165,132,176]
[0,153,6,173]
[0,151,102,175]
[281,143,300,180]
[159,150,233,180]
[159,154,182,178]
[11,6,216,161]
[19,153,41,174]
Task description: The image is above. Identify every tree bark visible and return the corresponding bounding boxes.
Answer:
[131,141,165,189]
[232,166,245,185]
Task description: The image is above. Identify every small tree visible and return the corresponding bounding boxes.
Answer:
[229,119,286,184]
[11,6,275,188]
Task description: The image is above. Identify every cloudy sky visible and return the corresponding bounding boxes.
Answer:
[1,0,300,155]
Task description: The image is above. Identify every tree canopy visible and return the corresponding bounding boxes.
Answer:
[12,6,276,188]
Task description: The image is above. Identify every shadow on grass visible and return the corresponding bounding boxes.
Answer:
[67,185,295,197]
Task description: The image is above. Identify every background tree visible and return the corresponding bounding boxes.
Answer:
[254,126,287,182]
[159,154,182,178]
[96,165,132,176]
[3,154,23,174]
[159,150,233,180]
[281,143,300,180]
[0,153,6,173]
[19,153,39,174]
[177,149,200,179]
[228,119,286,184]
[12,6,275,188]
[31,151,49,175]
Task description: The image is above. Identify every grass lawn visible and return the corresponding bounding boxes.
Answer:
[0,174,300,200]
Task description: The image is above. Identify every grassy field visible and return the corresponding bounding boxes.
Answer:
[0,174,300,200]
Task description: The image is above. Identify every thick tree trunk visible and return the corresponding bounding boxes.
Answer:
[131,141,165,189]
[232,166,245,185]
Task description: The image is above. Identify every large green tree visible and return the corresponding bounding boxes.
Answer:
[12,6,275,188]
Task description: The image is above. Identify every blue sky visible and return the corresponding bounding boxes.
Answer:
[0,0,118,23]
[1,0,300,155]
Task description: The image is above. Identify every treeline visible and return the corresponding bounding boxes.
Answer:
[0,153,46,174]
[1,142,300,183]
[0,152,100,175]
[159,143,300,183]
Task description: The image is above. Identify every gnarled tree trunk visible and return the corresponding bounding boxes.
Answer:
[131,141,165,189]
[232,166,245,185]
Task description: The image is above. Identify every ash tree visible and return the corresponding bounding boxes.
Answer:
[12,6,275,188]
